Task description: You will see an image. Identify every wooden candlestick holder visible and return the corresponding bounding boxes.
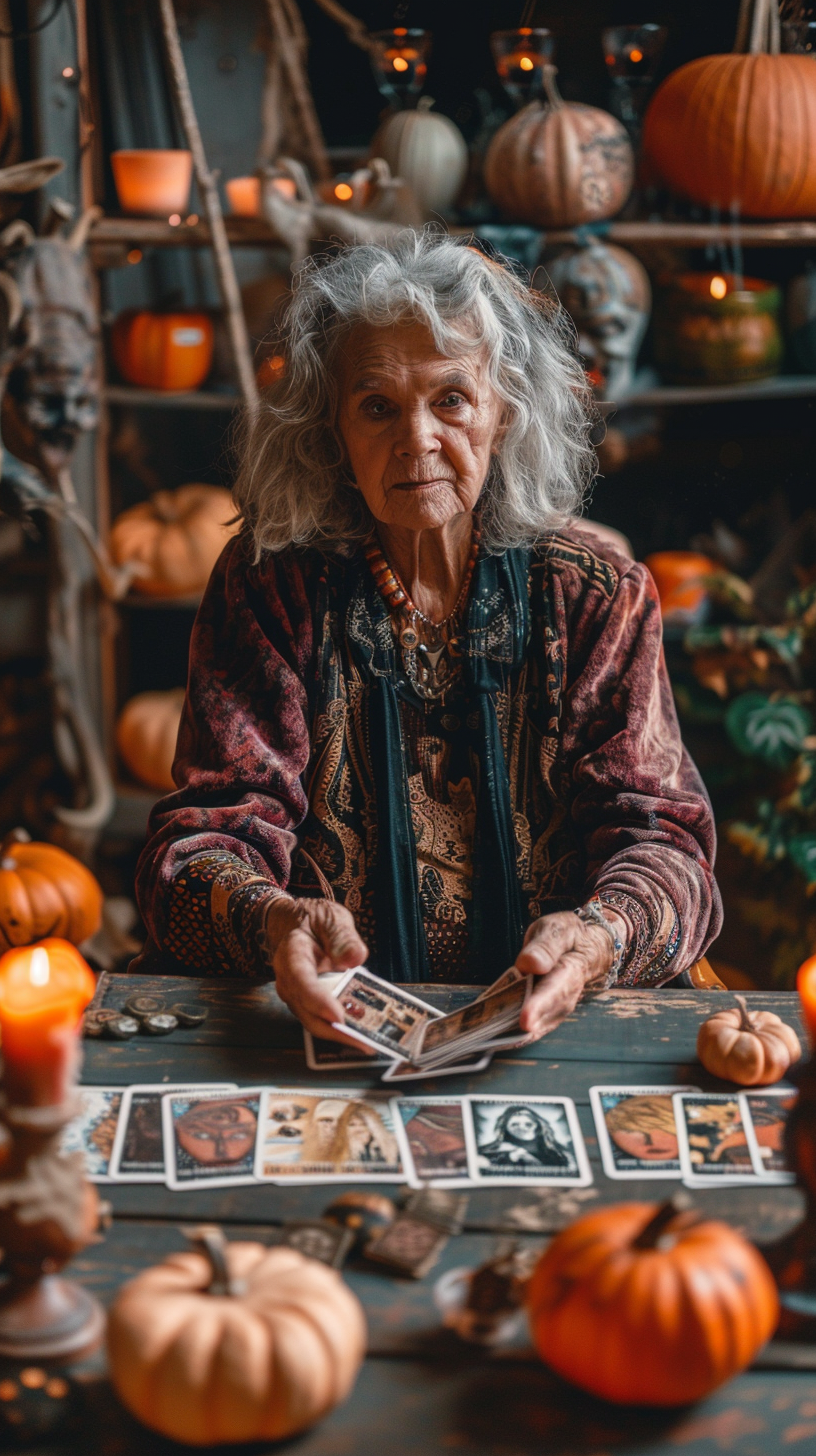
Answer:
[0,1096,106,1361]
[764,1055,816,1340]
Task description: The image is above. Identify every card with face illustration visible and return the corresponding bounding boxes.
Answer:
[330,968,442,1059]
[109,1084,236,1181]
[673,1092,758,1186]
[463,1095,592,1187]
[590,1085,699,1180]
[740,1087,798,1184]
[393,1097,470,1188]
[162,1088,264,1189]
[61,1087,124,1182]
[254,1087,405,1183]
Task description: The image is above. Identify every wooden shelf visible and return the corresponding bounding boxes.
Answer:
[121,592,203,610]
[89,215,816,253]
[104,385,240,411]
[618,374,816,408]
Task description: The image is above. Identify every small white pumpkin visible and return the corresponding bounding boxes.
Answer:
[369,99,468,218]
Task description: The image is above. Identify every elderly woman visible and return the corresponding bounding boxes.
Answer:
[136,231,721,1045]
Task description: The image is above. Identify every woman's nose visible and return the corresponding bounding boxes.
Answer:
[395,404,441,457]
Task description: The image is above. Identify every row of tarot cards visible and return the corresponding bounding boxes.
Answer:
[305,965,535,1080]
[63,1084,593,1190]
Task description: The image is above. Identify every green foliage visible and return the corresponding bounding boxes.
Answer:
[725,693,813,770]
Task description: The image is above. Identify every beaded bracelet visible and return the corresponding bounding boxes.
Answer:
[574,899,626,982]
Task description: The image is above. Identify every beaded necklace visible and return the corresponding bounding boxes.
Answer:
[365,526,481,703]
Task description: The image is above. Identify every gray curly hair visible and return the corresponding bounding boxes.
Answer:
[234,229,597,556]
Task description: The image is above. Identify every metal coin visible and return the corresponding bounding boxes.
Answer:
[169,1004,208,1028]
[83,1010,119,1038]
[124,994,166,1017]
[104,1015,140,1040]
[142,1013,178,1036]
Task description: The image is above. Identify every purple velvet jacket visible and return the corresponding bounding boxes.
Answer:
[135,524,722,982]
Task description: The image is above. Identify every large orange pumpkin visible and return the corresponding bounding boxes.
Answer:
[484,65,633,228]
[528,1197,778,1405]
[111,310,214,391]
[643,0,816,218]
[0,828,103,951]
[116,689,185,792]
[107,1228,367,1446]
[110,485,240,598]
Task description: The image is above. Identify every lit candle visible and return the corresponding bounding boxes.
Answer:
[225,175,297,217]
[0,939,95,1107]
[798,955,816,1043]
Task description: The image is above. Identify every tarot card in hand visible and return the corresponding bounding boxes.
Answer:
[411,977,534,1068]
[590,1085,699,1180]
[109,1084,235,1181]
[61,1087,124,1182]
[740,1087,798,1183]
[394,1097,470,1187]
[162,1088,263,1189]
[330,968,441,1059]
[673,1092,757,1186]
[255,1087,405,1183]
[304,1030,391,1072]
[464,1095,592,1186]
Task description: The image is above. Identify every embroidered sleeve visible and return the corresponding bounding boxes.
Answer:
[135,536,316,975]
[560,557,722,986]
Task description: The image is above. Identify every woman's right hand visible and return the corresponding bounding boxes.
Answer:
[266,896,368,1044]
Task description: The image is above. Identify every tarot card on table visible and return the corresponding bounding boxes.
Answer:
[330,968,441,1059]
[394,1097,470,1187]
[673,1092,757,1186]
[740,1087,798,1183]
[62,1087,123,1182]
[304,1030,391,1071]
[590,1085,699,1180]
[162,1089,263,1189]
[464,1095,592,1186]
[109,1084,235,1181]
[255,1088,405,1182]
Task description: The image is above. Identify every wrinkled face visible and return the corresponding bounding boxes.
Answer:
[337,320,504,533]
[312,1100,346,1150]
[506,1111,538,1141]
[612,1128,679,1162]
[176,1101,257,1164]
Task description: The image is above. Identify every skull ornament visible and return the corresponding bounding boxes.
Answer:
[547,241,651,401]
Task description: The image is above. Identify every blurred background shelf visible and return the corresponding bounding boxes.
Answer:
[619,374,816,409]
[104,385,240,411]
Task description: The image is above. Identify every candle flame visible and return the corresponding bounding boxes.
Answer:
[519,56,534,71]
[629,47,643,63]
[29,948,50,987]
[710,275,728,300]
[392,56,409,71]
[334,182,353,201]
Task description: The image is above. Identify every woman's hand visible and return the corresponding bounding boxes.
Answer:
[267,896,368,1045]
[514,907,627,1041]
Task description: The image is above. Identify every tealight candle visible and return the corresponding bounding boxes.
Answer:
[0,939,95,1107]
[798,954,816,1043]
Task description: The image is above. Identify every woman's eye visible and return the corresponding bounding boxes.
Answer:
[362,397,392,417]
[438,392,466,409]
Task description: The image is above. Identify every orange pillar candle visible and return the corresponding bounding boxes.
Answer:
[0,938,95,1107]
[798,955,816,1044]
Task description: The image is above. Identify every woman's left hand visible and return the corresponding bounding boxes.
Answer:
[514,908,627,1041]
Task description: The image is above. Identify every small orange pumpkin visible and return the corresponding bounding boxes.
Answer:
[484,65,633,227]
[111,310,214,392]
[107,1227,367,1446]
[528,1197,779,1406]
[0,829,103,951]
[110,484,240,598]
[697,995,801,1086]
[116,689,185,792]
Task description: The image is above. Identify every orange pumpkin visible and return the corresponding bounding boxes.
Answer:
[107,1228,367,1446]
[644,551,718,620]
[697,995,801,1086]
[528,1197,779,1405]
[484,65,633,227]
[111,310,214,391]
[110,485,240,598]
[0,829,103,951]
[643,0,816,219]
[116,689,185,792]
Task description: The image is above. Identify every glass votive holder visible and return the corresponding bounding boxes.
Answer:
[602,23,667,129]
[111,149,192,217]
[654,272,782,386]
[490,28,554,107]
[225,175,297,216]
[369,28,431,107]
[782,20,816,53]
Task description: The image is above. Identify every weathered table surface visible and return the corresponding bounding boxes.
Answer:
[40,978,816,1454]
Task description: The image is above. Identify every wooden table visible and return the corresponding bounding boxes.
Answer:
[42,977,816,1454]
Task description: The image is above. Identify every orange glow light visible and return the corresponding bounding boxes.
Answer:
[186,213,199,225]
[392,55,409,71]
[62,66,75,78]
[168,213,181,226]
[519,55,534,70]
[709,275,728,300]
[629,47,643,62]
[127,248,142,264]
[334,182,354,201]
[394,26,407,35]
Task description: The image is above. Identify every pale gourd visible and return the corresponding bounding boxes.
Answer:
[369,100,468,218]
[697,995,801,1086]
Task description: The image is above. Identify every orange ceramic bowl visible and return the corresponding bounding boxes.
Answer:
[111,149,192,217]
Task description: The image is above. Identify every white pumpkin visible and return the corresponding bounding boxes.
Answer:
[369,100,468,217]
